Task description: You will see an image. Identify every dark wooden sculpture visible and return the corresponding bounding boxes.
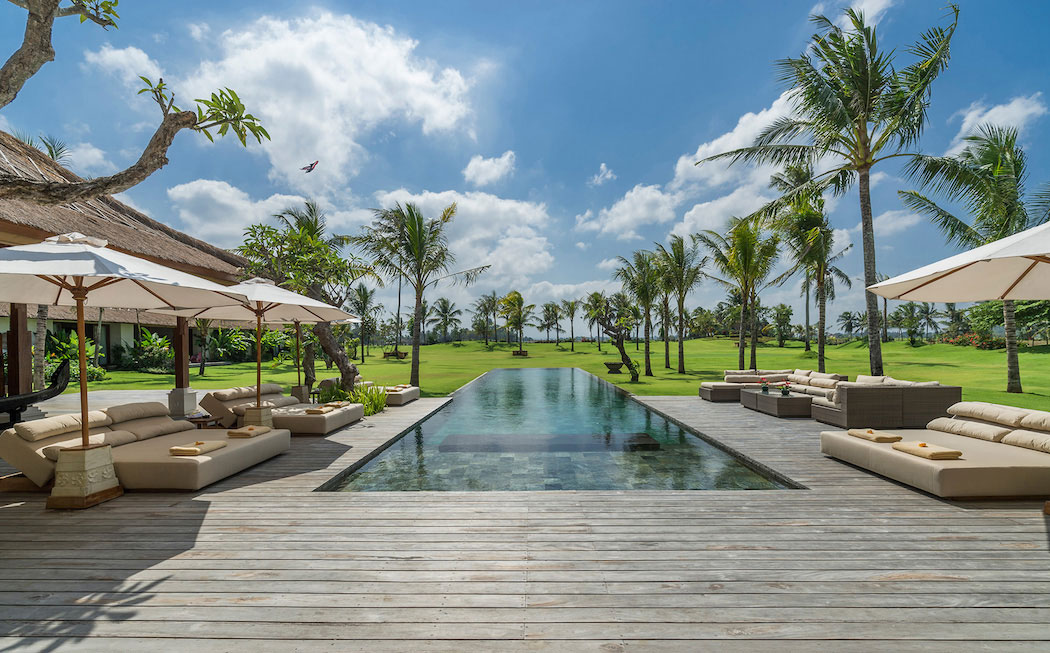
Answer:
[0,360,69,429]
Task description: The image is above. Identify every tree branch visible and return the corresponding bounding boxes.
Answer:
[0,0,61,109]
[0,110,197,204]
[56,2,117,28]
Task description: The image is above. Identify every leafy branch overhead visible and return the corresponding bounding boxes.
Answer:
[0,1,269,205]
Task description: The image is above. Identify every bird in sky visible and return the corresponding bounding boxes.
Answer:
[301,160,319,173]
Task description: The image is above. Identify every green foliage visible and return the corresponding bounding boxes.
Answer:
[349,385,387,417]
[966,301,1003,336]
[73,0,120,27]
[45,357,107,382]
[138,77,269,146]
[46,330,94,362]
[772,304,793,347]
[318,386,350,403]
[208,327,251,361]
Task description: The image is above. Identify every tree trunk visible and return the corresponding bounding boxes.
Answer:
[33,304,47,390]
[882,297,889,342]
[737,293,748,371]
[394,275,402,354]
[198,326,208,376]
[410,289,423,386]
[313,322,358,390]
[749,294,758,371]
[303,342,316,389]
[518,326,523,352]
[1003,299,1022,393]
[643,310,652,377]
[569,318,574,351]
[93,308,102,367]
[803,278,811,352]
[817,276,827,374]
[858,167,884,375]
[676,299,686,374]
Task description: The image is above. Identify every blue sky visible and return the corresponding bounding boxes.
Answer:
[1,0,1048,333]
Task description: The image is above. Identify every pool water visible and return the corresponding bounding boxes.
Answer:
[325,368,788,492]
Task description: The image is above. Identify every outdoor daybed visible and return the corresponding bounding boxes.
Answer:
[385,385,420,406]
[810,375,961,428]
[200,384,364,435]
[700,368,847,402]
[0,402,290,490]
[820,401,1050,498]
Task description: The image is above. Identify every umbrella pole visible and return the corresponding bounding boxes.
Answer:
[74,287,90,448]
[295,320,302,387]
[256,311,263,407]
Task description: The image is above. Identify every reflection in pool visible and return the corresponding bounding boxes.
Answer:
[324,367,789,491]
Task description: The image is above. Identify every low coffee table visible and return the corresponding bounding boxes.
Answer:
[186,413,223,429]
[740,389,813,418]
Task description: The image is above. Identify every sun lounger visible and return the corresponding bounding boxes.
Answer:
[200,384,363,435]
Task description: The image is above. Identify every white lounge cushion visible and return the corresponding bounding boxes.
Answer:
[758,369,793,375]
[793,369,812,377]
[927,416,1010,442]
[855,375,885,384]
[41,430,137,461]
[810,371,838,380]
[724,369,755,376]
[947,402,1028,428]
[809,377,839,389]
[787,374,810,384]
[1018,410,1050,433]
[724,374,762,383]
[105,402,169,424]
[212,386,256,401]
[811,396,837,409]
[1002,429,1050,455]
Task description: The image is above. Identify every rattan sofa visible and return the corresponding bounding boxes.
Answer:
[820,401,1050,498]
[0,402,290,490]
[810,375,961,428]
[700,368,848,402]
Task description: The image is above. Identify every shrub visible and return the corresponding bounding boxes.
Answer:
[941,332,1006,350]
[318,386,350,403]
[46,357,108,382]
[349,384,387,417]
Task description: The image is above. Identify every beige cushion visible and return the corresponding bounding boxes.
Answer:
[212,386,256,401]
[13,414,82,442]
[106,402,169,424]
[1002,429,1050,455]
[855,375,885,384]
[947,402,1028,428]
[810,371,838,380]
[268,403,364,435]
[41,430,138,461]
[724,369,755,376]
[724,374,761,383]
[0,426,112,486]
[1018,410,1050,433]
[386,386,420,406]
[758,369,793,375]
[913,381,941,387]
[119,416,196,441]
[269,395,298,408]
[259,383,284,395]
[787,374,810,384]
[793,369,812,377]
[809,377,838,389]
[927,416,1010,442]
[811,396,837,409]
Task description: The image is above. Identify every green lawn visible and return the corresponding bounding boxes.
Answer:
[73,338,1050,409]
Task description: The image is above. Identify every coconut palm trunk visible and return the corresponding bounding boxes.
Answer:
[410,291,423,386]
[858,168,884,374]
[737,296,748,371]
[642,312,652,376]
[1003,299,1022,393]
[749,294,759,370]
[33,304,47,390]
[817,277,827,374]
[803,280,811,352]
[676,300,687,374]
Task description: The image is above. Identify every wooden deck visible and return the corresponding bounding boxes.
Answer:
[1,395,1049,651]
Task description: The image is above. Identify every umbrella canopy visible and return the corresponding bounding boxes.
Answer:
[0,233,249,448]
[157,278,357,402]
[868,221,1050,301]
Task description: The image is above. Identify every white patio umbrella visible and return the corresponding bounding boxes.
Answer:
[868,220,1050,301]
[158,278,356,407]
[0,233,249,448]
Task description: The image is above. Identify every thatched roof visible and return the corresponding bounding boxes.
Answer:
[0,304,256,330]
[0,129,245,283]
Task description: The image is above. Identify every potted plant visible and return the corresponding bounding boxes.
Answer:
[780,381,791,396]
[760,377,769,394]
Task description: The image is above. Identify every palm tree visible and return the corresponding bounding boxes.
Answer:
[353,202,488,386]
[428,297,462,343]
[655,235,705,374]
[696,218,779,371]
[943,302,967,336]
[478,290,501,344]
[837,311,858,339]
[900,124,1050,393]
[615,249,661,376]
[275,200,352,251]
[472,296,492,346]
[583,292,607,351]
[657,288,672,369]
[194,318,212,376]
[917,302,941,341]
[561,299,580,351]
[348,283,381,362]
[540,302,563,344]
[500,290,535,352]
[701,5,959,375]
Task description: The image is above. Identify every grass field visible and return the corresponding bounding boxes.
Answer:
[71,337,1050,409]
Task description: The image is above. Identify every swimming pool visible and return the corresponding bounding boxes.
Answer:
[322,367,791,492]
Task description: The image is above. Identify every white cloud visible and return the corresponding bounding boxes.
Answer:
[166,179,306,248]
[187,22,210,41]
[576,184,681,240]
[462,150,515,187]
[673,185,772,238]
[66,142,116,176]
[82,44,163,89]
[574,241,588,250]
[177,12,475,194]
[842,0,895,26]
[0,114,12,133]
[373,188,554,289]
[596,257,620,272]
[526,279,621,304]
[948,93,1048,154]
[868,171,890,188]
[849,209,921,239]
[588,162,616,187]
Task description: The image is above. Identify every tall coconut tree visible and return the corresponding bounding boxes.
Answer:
[657,287,672,369]
[348,283,382,362]
[353,202,488,386]
[696,218,779,371]
[472,296,491,346]
[478,290,500,344]
[614,249,661,376]
[837,311,858,339]
[655,235,705,374]
[900,124,1050,392]
[561,298,580,351]
[583,292,607,351]
[700,4,960,375]
[428,297,462,343]
[500,290,535,352]
[540,302,563,344]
